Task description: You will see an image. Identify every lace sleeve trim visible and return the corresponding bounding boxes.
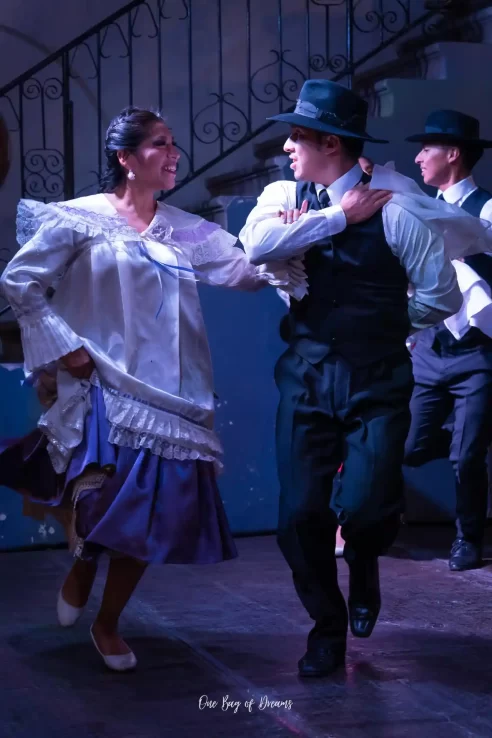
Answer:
[169,220,238,266]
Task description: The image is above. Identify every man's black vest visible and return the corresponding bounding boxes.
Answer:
[286,179,410,367]
[459,187,492,288]
[423,186,492,352]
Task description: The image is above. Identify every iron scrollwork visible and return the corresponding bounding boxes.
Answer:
[131,2,160,38]
[23,77,63,102]
[24,148,64,200]
[250,50,306,106]
[352,0,410,35]
[0,0,472,203]
[192,93,249,145]
[159,0,189,20]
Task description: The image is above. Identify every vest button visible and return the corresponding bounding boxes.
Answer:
[330,336,337,345]
[332,299,338,307]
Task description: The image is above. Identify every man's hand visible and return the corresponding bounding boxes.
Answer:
[277,199,309,224]
[60,347,94,379]
[340,184,392,225]
[358,156,374,176]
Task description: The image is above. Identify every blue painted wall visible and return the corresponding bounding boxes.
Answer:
[0,366,67,549]
[199,196,287,533]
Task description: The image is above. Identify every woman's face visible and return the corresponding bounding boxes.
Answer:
[125,121,180,191]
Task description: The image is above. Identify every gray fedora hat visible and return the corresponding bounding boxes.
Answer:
[406,110,492,148]
[268,79,388,144]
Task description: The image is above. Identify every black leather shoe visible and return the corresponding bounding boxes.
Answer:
[449,538,482,571]
[298,644,345,678]
[348,558,381,639]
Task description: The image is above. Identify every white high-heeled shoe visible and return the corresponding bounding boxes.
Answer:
[57,589,84,627]
[90,625,137,672]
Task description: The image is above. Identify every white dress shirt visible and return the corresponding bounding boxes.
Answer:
[438,177,492,339]
[240,163,462,331]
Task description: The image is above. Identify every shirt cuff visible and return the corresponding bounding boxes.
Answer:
[18,310,84,373]
[321,204,346,234]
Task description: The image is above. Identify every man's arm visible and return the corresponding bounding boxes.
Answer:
[239,181,346,264]
[239,181,392,265]
[384,202,463,330]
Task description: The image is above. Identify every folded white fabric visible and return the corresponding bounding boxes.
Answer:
[276,287,292,308]
[444,260,492,339]
[370,164,492,260]
[370,164,492,338]
[37,368,92,473]
[262,257,308,302]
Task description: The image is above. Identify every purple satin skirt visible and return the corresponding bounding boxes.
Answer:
[0,386,238,564]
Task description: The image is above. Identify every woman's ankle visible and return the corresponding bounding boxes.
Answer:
[61,559,97,607]
[93,615,119,634]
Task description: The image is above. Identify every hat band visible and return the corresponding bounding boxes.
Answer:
[424,124,477,137]
[294,99,364,131]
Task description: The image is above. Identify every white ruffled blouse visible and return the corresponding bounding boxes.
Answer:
[1,194,274,473]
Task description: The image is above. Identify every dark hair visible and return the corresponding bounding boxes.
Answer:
[425,139,484,173]
[458,144,484,171]
[339,136,365,160]
[99,106,163,193]
[315,131,365,160]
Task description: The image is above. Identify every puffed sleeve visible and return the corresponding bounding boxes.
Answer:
[169,208,287,291]
[1,200,86,372]
[184,221,265,289]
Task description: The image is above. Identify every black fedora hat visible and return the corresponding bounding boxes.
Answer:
[268,79,388,144]
[406,109,492,148]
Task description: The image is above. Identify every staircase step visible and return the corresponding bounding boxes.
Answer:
[355,0,492,112]
[193,195,257,236]
[206,155,292,198]
[373,40,492,119]
[254,136,288,162]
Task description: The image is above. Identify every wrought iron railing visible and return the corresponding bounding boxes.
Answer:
[0,0,468,207]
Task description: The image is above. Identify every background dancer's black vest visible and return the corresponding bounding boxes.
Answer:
[422,186,492,353]
[463,187,492,286]
[285,178,410,367]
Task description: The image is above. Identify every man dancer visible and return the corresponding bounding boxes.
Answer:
[239,79,462,677]
[404,110,492,571]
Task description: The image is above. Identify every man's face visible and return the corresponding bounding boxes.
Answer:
[415,143,453,187]
[283,126,327,182]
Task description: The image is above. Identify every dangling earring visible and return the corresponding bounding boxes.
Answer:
[128,170,136,181]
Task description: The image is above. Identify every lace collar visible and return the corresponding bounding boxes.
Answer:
[16,196,221,249]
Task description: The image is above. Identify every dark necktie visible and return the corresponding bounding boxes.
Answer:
[318,188,334,254]
[437,193,445,201]
[318,188,331,209]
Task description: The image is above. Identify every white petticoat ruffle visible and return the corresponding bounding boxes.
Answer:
[38,370,224,475]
